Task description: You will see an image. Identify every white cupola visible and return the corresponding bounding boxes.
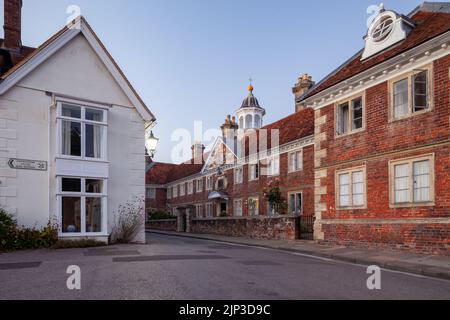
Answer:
[361,3,415,60]
[236,84,266,130]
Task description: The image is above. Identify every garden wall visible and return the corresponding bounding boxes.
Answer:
[146,219,177,232]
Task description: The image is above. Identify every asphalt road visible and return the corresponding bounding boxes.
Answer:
[0,233,449,300]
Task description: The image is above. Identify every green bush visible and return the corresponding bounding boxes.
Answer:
[0,208,58,252]
[52,239,106,249]
[148,210,176,221]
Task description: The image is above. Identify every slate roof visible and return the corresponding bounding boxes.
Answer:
[300,3,450,101]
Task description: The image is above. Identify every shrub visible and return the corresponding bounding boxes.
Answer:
[148,210,175,221]
[0,208,58,252]
[111,197,145,244]
[52,239,106,249]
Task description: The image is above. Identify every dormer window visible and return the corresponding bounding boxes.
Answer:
[371,16,394,42]
[362,7,414,60]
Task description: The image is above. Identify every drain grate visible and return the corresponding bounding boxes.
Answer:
[0,262,42,270]
[113,255,229,262]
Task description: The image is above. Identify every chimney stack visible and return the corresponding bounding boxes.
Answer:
[221,115,239,156]
[191,142,205,165]
[293,74,314,112]
[3,0,22,50]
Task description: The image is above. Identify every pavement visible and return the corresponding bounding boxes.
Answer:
[148,229,450,281]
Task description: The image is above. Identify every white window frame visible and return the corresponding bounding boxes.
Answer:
[206,176,213,191]
[234,166,243,185]
[249,163,260,181]
[145,186,156,199]
[179,183,186,196]
[206,202,214,218]
[288,191,303,216]
[389,64,434,121]
[248,196,259,216]
[57,100,108,161]
[195,204,203,218]
[57,176,108,237]
[335,166,367,210]
[233,199,243,216]
[288,149,303,173]
[167,188,172,199]
[335,94,365,137]
[389,154,435,208]
[187,181,194,195]
[172,185,178,198]
[267,156,280,177]
[196,178,203,193]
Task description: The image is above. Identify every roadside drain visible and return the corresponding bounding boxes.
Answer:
[113,255,229,262]
[0,262,42,270]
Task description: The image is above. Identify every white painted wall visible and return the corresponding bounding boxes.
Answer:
[0,34,146,243]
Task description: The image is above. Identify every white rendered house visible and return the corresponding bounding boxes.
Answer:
[0,1,155,243]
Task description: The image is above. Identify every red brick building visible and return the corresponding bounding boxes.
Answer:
[146,85,315,240]
[298,2,450,255]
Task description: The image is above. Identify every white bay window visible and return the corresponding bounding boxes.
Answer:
[58,101,107,160]
[58,177,107,235]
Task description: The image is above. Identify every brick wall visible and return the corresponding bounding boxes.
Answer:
[191,215,299,240]
[146,219,177,232]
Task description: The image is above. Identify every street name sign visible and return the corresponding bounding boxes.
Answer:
[8,158,48,171]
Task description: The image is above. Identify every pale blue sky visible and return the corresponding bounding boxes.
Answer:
[1,0,436,162]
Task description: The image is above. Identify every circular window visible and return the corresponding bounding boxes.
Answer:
[371,16,394,42]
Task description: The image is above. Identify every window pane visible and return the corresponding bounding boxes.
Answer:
[62,121,81,157]
[352,97,363,130]
[289,194,296,214]
[86,179,103,193]
[394,164,409,203]
[86,108,104,122]
[413,71,428,112]
[339,173,350,207]
[352,171,364,206]
[62,178,81,192]
[62,104,81,118]
[296,151,302,170]
[296,193,303,215]
[85,124,103,158]
[62,197,81,233]
[394,79,409,118]
[413,160,430,202]
[338,103,349,134]
[86,197,102,233]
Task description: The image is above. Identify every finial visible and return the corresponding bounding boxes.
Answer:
[379,3,385,12]
[248,77,254,93]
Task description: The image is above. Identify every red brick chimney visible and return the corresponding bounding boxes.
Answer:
[3,0,23,50]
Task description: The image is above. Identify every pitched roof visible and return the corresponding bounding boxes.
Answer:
[301,6,450,101]
[0,17,155,122]
[146,162,203,184]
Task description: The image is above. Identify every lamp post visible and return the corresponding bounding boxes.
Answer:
[145,131,159,159]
